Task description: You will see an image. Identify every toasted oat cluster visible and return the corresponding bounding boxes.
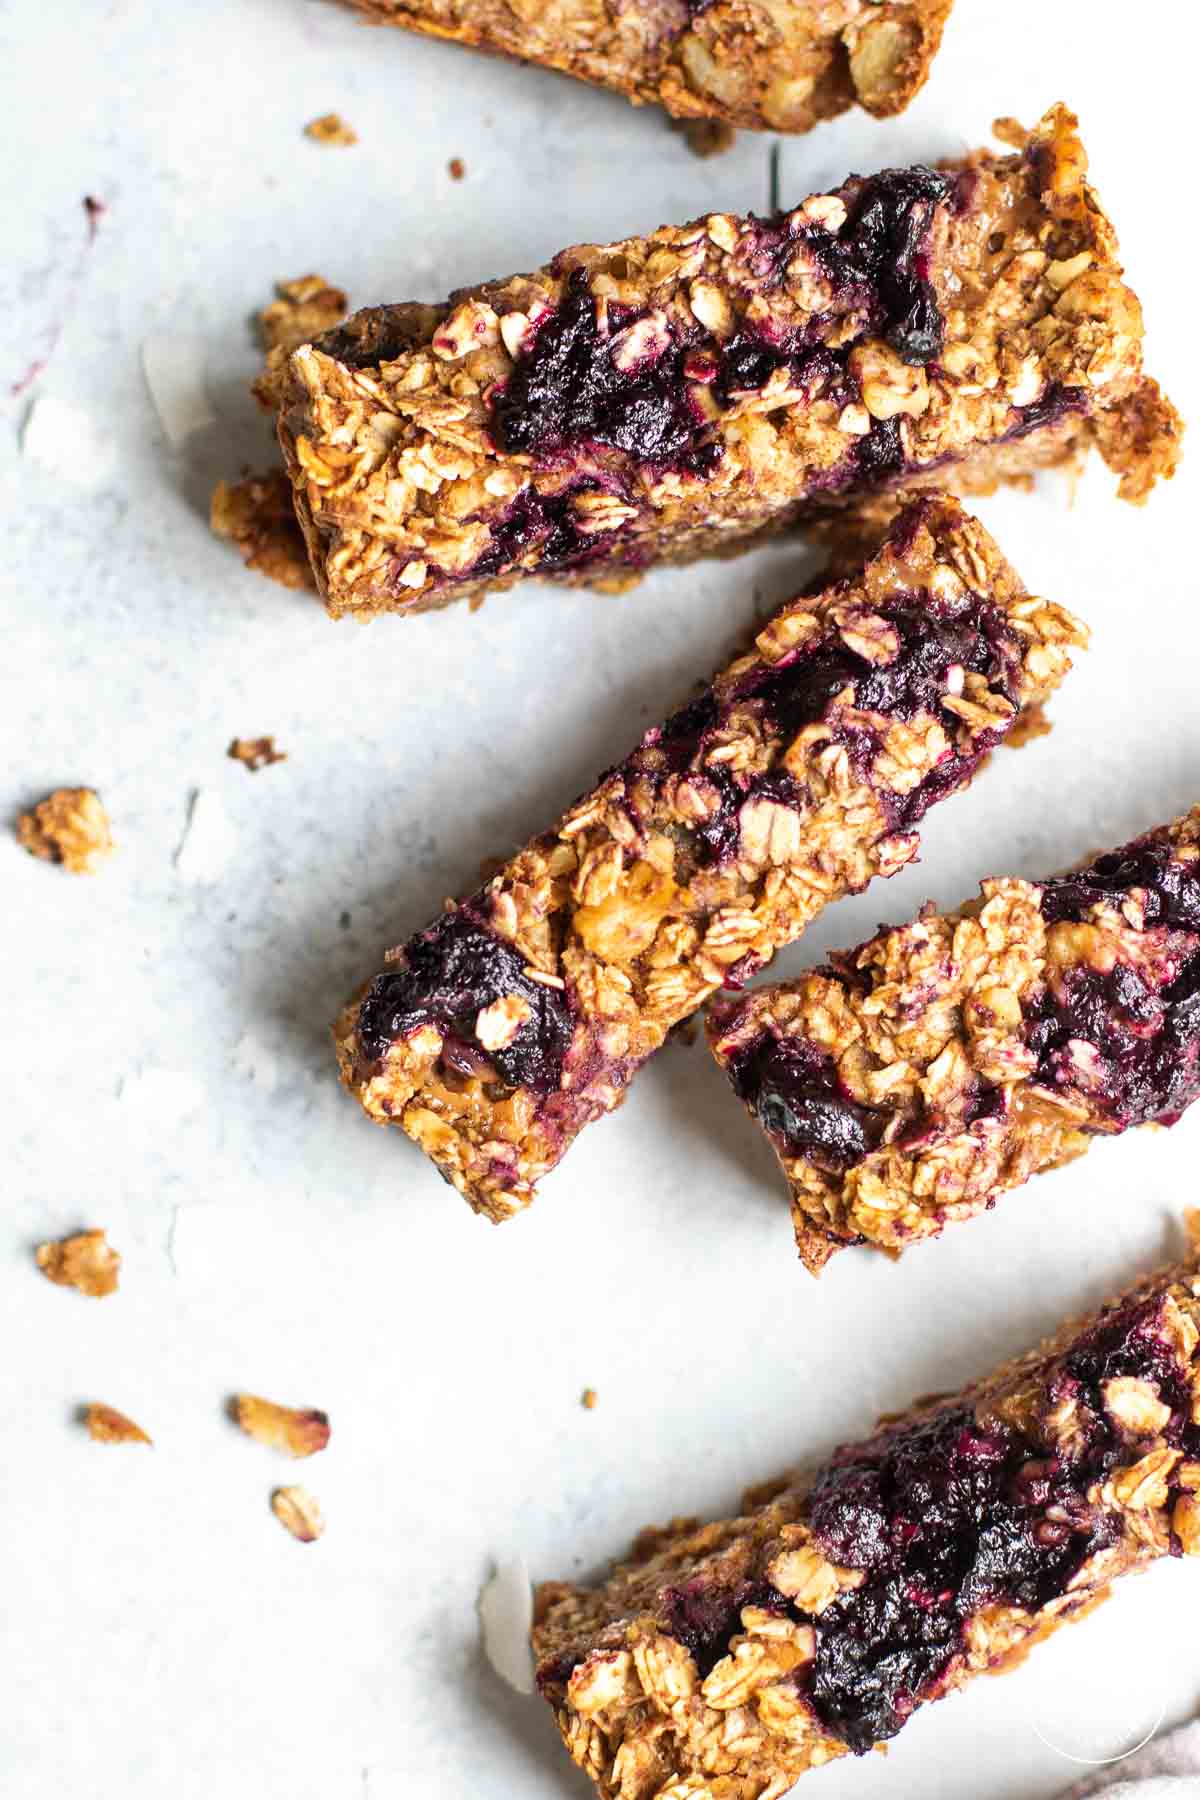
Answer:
[271,1485,325,1542]
[210,470,316,591]
[228,736,288,772]
[709,807,1200,1272]
[85,1403,152,1446]
[345,0,952,134]
[17,788,114,874]
[334,495,1085,1222]
[533,1243,1200,1796]
[270,105,1180,622]
[35,1229,122,1298]
[233,1394,331,1458]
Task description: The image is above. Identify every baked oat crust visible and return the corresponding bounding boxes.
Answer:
[709,806,1200,1271]
[533,1234,1200,1796]
[270,105,1180,623]
[344,0,953,134]
[334,494,1085,1221]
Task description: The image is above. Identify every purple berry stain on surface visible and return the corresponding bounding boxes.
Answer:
[356,908,574,1096]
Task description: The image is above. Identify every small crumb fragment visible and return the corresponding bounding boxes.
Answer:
[1005,702,1053,749]
[86,1403,151,1445]
[35,1229,121,1298]
[211,469,314,590]
[479,1557,534,1693]
[272,1485,324,1542]
[992,115,1029,149]
[305,112,357,147]
[581,1388,597,1410]
[17,788,114,874]
[676,117,736,158]
[447,157,466,181]
[83,195,106,240]
[174,789,237,883]
[257,274,348,356]
[234,1394,331,1458]
[228,736,287,773]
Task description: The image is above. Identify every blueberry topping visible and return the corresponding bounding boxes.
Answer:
[1028,838,1200,1128]
[728,1035,886,1170]
[356,909,575,1096]
[803,1288,1196,1751]
[809,166,952,364]
[1005,380,1087,441]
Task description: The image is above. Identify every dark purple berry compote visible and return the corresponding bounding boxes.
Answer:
[623,572,1023,884]
[802,1286,1199,1749]
[726,1036,887,1173]
[356,907,575,1096]
[486,168,952,505]
[1028,836,1200,1131]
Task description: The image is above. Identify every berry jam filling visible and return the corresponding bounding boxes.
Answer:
[803,1289,1198,1751]
[1041,839,1200,931]
[661,1577,791,1677]
[1004,380,1087,441]
[627,588,1019,875]
[356,909,575,1096]
[1026,840,1200,1129]
[455,481,632,585]
[808,166,951,365]
[727,1035,887,1171]
[491,267,719,475]
[490,169,950,478]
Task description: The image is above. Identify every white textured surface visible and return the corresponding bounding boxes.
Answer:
[1,3,1198,1798]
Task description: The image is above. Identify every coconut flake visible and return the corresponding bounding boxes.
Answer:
[174,789,236,882]
[479,1556,535,1693]
[22,394,116,489]
[141,336,215,448]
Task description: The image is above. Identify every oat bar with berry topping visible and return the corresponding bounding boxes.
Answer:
[344,0,953,136]
[709,807,1200,1272]
[334,494,1085,1221]
[273,104,1179,622]
[532,1236,1200,1795]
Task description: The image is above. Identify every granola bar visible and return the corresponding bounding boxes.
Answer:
[334,494,1085,1221]
[272,104,1180,622]
[344,0,953,135]
[533,1239,1200,1794]
[709,807,1200,1272]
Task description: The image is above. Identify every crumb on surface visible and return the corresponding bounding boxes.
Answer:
[17,788,113,873]
[228,736,287,773]
[35,1229,121,1298]
[581,1388,597,1410]
[448,156,466,180]
[83,194,106,239]
[305,112,357,146]
[272,1485,324,1542]
[233,1393,331,1458]
[86,1403,151,1445]
[210,469,315,590]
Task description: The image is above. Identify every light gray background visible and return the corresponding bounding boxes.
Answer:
[2,2,1197,1796]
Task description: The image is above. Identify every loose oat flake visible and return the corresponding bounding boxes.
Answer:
[86,1403,151,1445]
[305,112,357,146]
[272,1485,324,1542]
[228,736,287,773]
[234,1394,331,1458]
[17,787,114,873]
[35,1229,121,1298]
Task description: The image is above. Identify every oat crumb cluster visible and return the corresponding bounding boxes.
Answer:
[533,1242,1200,1795]
[267,106,1179,623]
[710,807,1200,1270]
[334,494,1084,1220]
[346,0,954,134]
